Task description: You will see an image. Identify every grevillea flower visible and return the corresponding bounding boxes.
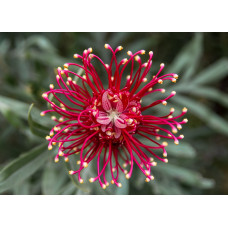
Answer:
[41,44,187,189]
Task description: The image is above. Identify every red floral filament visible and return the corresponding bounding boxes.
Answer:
[41,44,187,189]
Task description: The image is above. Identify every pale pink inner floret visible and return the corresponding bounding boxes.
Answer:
[95,91,134,139]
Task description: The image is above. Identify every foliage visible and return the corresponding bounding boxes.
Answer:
[0,32,227,194]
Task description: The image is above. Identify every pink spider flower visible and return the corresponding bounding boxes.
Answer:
[41,44,188,189]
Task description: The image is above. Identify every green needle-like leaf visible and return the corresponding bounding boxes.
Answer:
[155,163,215,189]
[177,86,228,108]
[41,161,68,195]
[174,95,228,135]
[28,103,50,137]
[0,95,51,126]
[166,142,196,158]
[0,143,50,193]
[192,58,228,85]
[165,33,203,82]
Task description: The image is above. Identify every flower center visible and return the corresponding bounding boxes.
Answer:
[108,110,119,121]
[87,89,142,143]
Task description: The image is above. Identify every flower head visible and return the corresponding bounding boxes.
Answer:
[41,44,187,188]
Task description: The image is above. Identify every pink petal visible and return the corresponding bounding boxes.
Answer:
[107,121,113,128]
[102,91,112,112]
[119,113,128,119]
[114,126,121,138]
[97,117,111,125]
[114,117,127,128]
[101,125,107,132]
[98,111,108,117]
[97,111,111,125]
[116,99,123,113]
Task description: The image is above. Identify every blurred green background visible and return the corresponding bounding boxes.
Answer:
[0,32,228,195]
